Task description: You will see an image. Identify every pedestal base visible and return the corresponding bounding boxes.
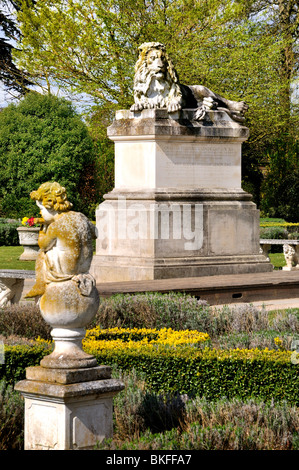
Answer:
[19,245,39,261]
[91,188,272,282]
[40,328,98,369]
[15,365,124,450]
[91,109,272,283]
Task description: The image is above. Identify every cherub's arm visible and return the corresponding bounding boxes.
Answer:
[38,222,57,252]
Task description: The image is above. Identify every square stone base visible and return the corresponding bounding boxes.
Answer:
[90,189,272,282]
[15,365,124,450]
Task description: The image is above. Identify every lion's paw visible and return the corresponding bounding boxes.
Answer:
[167,103,181,113]
[130,103,144,112]
[230,101,248,115]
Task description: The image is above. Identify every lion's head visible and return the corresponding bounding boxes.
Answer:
[130,42,183,113]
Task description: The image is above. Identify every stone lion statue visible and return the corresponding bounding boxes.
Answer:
[130,42,248,122]
[283,243,297,269]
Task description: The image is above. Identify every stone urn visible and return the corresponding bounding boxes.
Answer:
[39,275,100,369]
[17,226,40,260]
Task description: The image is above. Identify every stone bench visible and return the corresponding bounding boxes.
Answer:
[260,239,299,271]
[0,269,35,307]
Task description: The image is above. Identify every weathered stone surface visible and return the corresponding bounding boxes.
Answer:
[39,327,98,370]
[108,109,248,191]
[15,377,124,399]
[25,365,112,384]
[109,108,250,139]
[260,239,299,271]
[15,372,124,450]
[91,187,272,282]
[16,226,40,260]
[91,109,272,282]
[14,183,124,451]
[129,42,248,121]
[0,269,35,307]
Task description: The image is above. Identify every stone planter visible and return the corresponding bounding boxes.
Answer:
[17,226,40,260]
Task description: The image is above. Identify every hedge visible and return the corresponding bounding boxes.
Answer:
[0,220,20,246]
[0,344,50,384]
[260,223,299,228]
[83,346,299,405]
[1,340,298,406]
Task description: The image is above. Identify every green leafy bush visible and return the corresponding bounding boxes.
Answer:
[0,304,51,340]
[0,380,24,450]
[0,92,98,219]
[260,226,289,240]
[103,369,299,450]
[103,380,299,450]
[0,343,50,384]
[94,292,210,331]
[0,221,20,246]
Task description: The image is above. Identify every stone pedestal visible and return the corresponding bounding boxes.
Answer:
[15,365,124,450]
[90,108,272,282]
[17,226,40,260]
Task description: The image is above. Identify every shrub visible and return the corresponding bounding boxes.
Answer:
[100,370,299,450]
[0,380,24,450]
[93,295,299,349]
[0,221,20,246]
[288,232,299,240]
[84,326,210,348]
[83,337,299,405]
[0,304,51,340]
[0,92,98,219]
[93,292,210,331]
[0,343,50,384]
[260,226,288,240]
[1,298,298,351]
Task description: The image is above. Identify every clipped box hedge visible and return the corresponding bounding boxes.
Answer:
[0,343,50,384]
[83,345,299,405]
[1,332,298,406]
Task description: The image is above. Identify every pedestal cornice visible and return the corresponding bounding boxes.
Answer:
[107,108,249,142]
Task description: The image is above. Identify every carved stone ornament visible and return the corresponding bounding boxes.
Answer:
[283,243,298,269]
[130,42,248,122]
[25,182,99,368]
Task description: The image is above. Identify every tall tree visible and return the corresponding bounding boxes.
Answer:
[240,0,298,132]
[12,0,298,211]
[14,1,284,121]
[0,0,32,95]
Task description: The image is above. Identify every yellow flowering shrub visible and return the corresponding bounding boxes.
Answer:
[83,326,210,352]
[260,222,299,228]
[81,332,297,403]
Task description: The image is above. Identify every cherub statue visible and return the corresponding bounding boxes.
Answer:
[24,182,99,368]
[130,42,248,122]
[26,182,97,299]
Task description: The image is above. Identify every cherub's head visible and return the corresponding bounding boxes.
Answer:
[30,182,73,214]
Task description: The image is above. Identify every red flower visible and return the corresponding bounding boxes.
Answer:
[27,217,35,227]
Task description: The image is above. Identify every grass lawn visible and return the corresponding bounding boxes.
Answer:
[269,252,286,269]
[0,246,35,270]
[0,246,286,271]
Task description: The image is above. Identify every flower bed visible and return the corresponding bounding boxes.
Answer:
[1,326,298,405]
[82,327,298,405]
[84,326,210,350]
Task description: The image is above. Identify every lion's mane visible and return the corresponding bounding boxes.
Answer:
[132,42,183,110]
